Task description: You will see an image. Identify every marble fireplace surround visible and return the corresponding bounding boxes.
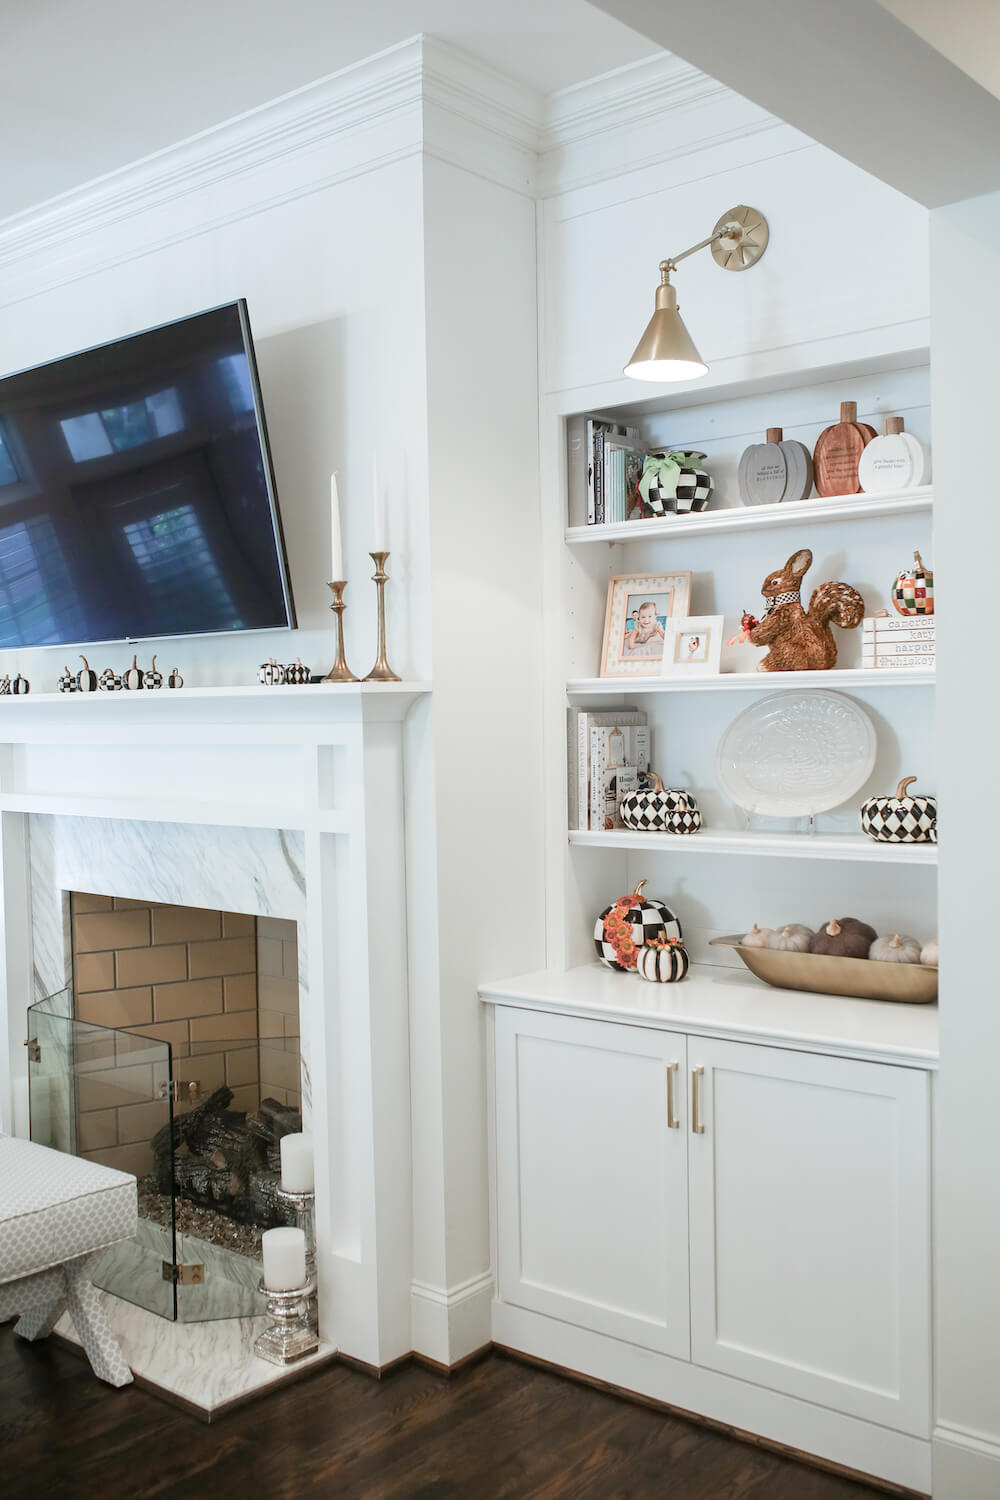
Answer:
[0,683,427,1373]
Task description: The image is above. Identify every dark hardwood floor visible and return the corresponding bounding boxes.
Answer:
[0,1324,904,1500]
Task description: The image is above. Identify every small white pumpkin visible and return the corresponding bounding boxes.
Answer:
[765,923,813,953]
[869,932,922,964]
[741,923,772,948]
[920,937,939,968]
[636,939,689,983]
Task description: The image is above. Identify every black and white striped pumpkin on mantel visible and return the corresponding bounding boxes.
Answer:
[636,939,690,983]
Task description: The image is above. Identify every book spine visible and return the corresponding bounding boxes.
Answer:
[862,616,936,636]
[585,420,597,525]
[595,430,605,525]
[861,653,936,669]
[859,637,937,657]
[578,712,592,829]
[590,726,604,831]
[567,708,579,829]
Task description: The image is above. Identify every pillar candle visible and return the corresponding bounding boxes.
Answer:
[261,1226,306,1291]
[279,1131,315,1193]
[373,453,386,553]
[330,473,343,581]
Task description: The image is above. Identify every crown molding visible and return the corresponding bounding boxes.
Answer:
[0,36,794,302]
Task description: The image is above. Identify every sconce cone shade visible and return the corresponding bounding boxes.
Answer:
[624,278,708,382]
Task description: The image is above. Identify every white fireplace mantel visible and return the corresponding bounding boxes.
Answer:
[0,679,431,1369]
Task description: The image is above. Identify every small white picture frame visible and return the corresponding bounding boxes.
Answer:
[661,615,724,677]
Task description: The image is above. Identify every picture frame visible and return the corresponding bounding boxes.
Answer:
[600,572,693,677]
[660,614,725,677]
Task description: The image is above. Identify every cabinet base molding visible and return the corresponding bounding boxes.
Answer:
[491,1301,931,1495]
[933,1423,1000,1499]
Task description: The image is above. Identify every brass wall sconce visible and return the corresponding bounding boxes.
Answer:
[624,205,769,383]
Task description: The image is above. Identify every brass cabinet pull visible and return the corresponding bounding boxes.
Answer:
[691,1065,705,1134]
[666,1061,680,1128]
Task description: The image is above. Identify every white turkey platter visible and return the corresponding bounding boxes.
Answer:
[716,690,876,818]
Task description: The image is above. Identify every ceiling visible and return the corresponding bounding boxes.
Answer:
[591,0,1000,207]
[0,0,653,219]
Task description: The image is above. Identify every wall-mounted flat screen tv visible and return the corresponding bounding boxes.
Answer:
[0,300,296,648]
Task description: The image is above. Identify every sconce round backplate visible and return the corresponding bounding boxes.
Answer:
[712,205,769,271]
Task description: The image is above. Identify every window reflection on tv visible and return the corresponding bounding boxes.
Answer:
[0,300,295,647]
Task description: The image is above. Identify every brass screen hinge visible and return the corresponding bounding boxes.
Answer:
[162,1262,205,1286]
[24,1038,40,1063]
[158,1079,201,1103]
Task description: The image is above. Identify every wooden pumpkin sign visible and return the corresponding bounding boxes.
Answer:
[892,550,934,616]
[738,428,813,506]
[122,655,144,691]
[812,402,876,497]
[594,879,682,971]
[858,417,929,494]
[636,938,689,983]
[76,656,98,693]
[860,775,937,844]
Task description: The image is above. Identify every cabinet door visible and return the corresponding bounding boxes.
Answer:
[495,1007,689,1359]
[688,1038,930,1435]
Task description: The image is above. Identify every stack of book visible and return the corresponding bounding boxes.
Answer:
[861,614,936,669]
[568,707,649,831]
[566,414,645,525]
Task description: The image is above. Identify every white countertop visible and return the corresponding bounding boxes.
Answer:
[479,962,939,1067]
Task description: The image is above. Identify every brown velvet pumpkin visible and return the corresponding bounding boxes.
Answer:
[809,917,878,959]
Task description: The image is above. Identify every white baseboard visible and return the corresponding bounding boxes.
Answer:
[410,1271,494,1367]
[933,1424,1000,1498]
[492,1300,931,1494]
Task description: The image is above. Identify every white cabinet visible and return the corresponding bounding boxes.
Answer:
[494,1006,690,1359]
[687,1037,930,1436]
[493,1005,931,1439]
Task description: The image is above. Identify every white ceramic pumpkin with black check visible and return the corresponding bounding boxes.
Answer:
[860,776,937,844]
[619,773,702,834]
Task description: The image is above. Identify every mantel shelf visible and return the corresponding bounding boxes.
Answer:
[567,668,935,696]
[569,828,938,865]
[565,486,933,544]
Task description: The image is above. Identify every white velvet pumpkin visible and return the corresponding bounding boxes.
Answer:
[742,924,772,948]
[869,932,922,964]
[765,923,813,953]
[920,937,939,968]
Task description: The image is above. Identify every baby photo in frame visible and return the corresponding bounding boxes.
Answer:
[661,614,725,677]
[600,572,692,677]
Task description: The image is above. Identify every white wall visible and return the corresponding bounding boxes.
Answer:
[929,188,1000,1499]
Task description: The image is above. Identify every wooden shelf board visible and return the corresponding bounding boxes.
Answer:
[565,486,932,545]
[569,827,938,865]
[567,667,935,695]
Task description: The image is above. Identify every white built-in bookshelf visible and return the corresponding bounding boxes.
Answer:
[543,357,937,979]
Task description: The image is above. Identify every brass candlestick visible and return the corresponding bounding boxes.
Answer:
[364,552,401,682]
[322,581,359,683]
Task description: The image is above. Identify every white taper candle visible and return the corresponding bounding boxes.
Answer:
[261,1226,306,1291]
[330,472,343,581]
[373,452,386,552]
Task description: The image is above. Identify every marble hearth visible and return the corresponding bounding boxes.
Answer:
[0,683,427,1409]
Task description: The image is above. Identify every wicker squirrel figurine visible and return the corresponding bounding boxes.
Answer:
[743,548,864,671]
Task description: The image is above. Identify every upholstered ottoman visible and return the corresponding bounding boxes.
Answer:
[0,1134,137,1386]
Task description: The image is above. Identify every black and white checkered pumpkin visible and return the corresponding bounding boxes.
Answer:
[285,658,310,685]
[860,776,937,844]
[76,657,98,693]
[594,880,683,971]
[259,658,285,686]
[0,676,10,696]
[11,673,29,695]
[99,667,121,692]
[636,940,689,983]
[620,773,702,834]
[122,655,144,690]
[58,666,76,694]
[642,452,713,517]
[144,656,163,689]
